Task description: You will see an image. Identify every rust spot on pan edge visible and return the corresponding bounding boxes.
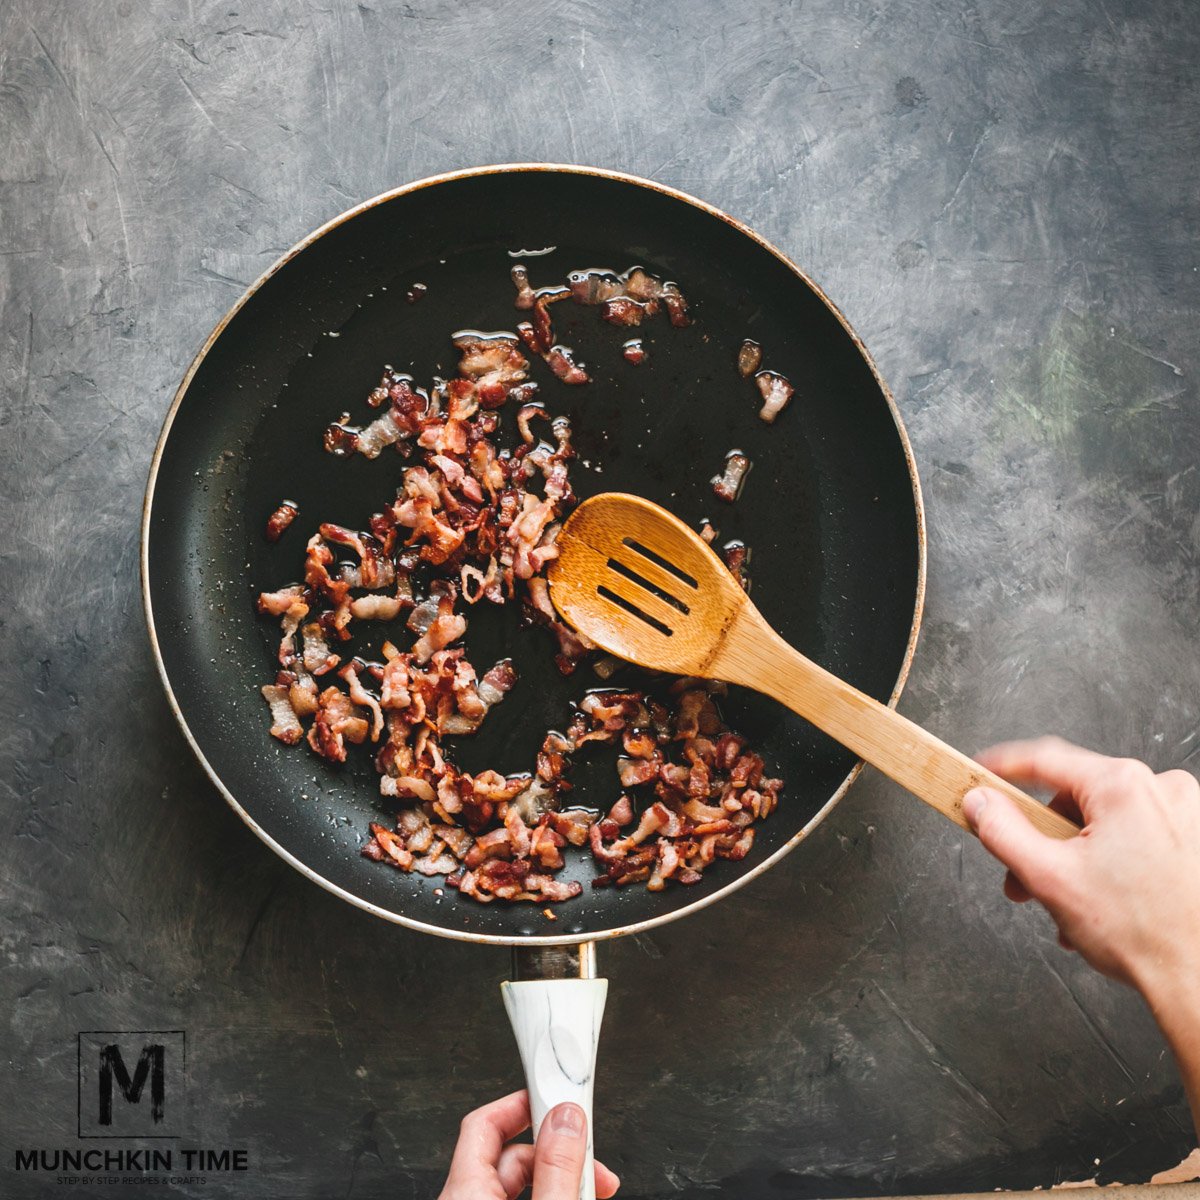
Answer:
[140,163,928,947]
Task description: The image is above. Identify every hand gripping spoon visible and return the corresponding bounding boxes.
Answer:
[548,493,1078,840]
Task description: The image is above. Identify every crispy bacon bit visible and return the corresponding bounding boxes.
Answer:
[737,340,763,378]
[301,621,341,676]
[603,298,647,327]
[350,594,405,621]
[340,662,384,742]
[259,258,782,903]
[755,370,794,423]
[699,519,718,544]
[261,684,303,744]
[406,282,427,304]
[622,339,647,365]
[518,265,690,369]
[723,540,750,591]
[711,450,751,503]
[266,500,299,542]
[307,686,369,762]
[511,265,536,309]
[608,795,635,826]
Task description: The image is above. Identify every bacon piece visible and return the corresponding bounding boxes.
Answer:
[566,269,623,305]
[511,265,536,309]
[413,851,459,876]
[737,340,763,377]
[601,297,647,326]
[261,684,303,745]
[265,501,299,542]
[410,592,467,664]
[368,824,414,870]
[307,687,369,762]
[340,662,384,742]
[527,875,582,902]
[350,594,405,621]
[288,670,319,718]
[608,796,635,826]
[755,370,794,423]
[479,659,517,706]
[711,451,751,503]
[618,756,661,787]
[301,622,341,676]
[257,584,305,617]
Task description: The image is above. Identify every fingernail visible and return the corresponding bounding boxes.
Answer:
[963,788,988,827]
[550,1102,585,1136]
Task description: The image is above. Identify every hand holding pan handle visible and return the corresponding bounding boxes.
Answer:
[502,944,607,1200]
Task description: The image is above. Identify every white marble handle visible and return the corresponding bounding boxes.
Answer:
[501,978,608,1200]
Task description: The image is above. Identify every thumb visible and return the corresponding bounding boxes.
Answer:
[964,787,1068,901]
[532,1103,588,1200]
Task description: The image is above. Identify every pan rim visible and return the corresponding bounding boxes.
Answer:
[140,162,928,947]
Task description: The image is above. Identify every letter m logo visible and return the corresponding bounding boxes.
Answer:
[78,1031,185,1137]
[99,1043,164,1125]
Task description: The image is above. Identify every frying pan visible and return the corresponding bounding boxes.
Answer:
[142,164,925,1194]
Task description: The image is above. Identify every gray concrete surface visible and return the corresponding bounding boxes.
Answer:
[2,0,1198,1196]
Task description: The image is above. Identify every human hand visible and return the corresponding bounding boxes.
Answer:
[438,1090,620,1200]
[965,737,1200,995]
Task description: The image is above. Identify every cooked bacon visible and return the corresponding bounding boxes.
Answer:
[566,269,623,305]
[380,775,436,803]
[469,660,516,720]
[737,340,763,377]
[257,584,305,617]
[301,622,341,676]
[410,592,467,664]
[307,687,369,762]
[560,265,691,329]
[326,372,432,458]
[511,265,536,309]
[261,684,303,744]
[340,662,384,742]
[259,258,782,903]
[516,321,589,385]
[453,332,529,409]
[546,807,595,845]
[350,594,405,621]
[608,796,634,826]
[266,501,299,541]
[516,403,548,445]
[755,370,794,423]
[367,823,413,870]
[622,339,647,365]
[602,297,647,327]
[722,540,750,591]
[711,451,751,503]
[287,669,319,717]
[618,755,661,787]
[413,851,459,876]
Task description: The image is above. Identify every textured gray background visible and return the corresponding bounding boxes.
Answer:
[2,0,1199,1197]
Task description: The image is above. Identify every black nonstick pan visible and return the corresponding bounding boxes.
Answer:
[141,164,925,1191]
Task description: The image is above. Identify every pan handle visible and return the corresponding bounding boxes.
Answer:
[501,943,607,1200]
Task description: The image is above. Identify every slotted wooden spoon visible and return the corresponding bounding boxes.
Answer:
[548,493,1078,839]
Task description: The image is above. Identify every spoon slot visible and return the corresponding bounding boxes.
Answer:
[596,585,675,637]
[606,557,690,614]
[621,537,699,590]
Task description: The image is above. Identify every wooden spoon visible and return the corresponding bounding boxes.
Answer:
[547,492,1078,840]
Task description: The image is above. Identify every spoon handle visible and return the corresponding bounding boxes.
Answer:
[718,612,1079,840]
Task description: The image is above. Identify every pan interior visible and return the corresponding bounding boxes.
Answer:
[146,169,921,942]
